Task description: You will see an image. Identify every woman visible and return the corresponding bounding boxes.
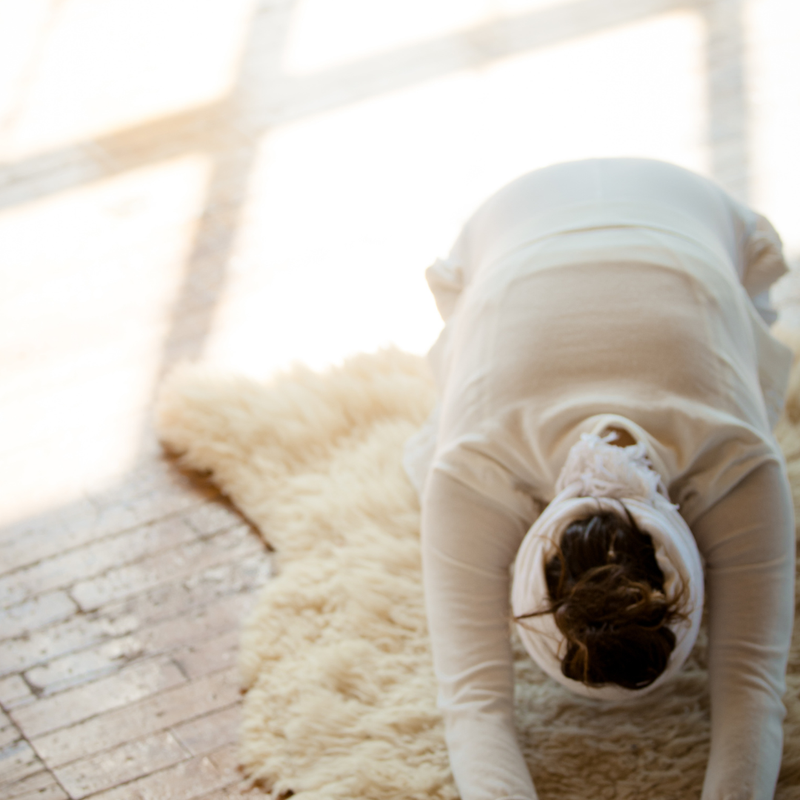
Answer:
[404,159,795,800]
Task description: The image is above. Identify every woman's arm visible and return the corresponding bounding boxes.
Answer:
[422,468,538,800]
[690,459,795,800]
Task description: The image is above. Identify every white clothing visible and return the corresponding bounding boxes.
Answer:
[408,159,796,800]
[511,434,705,701]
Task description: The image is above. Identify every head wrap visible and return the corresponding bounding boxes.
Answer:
[511,432,704,701]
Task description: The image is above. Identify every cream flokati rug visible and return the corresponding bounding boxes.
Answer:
[156,348,800,800]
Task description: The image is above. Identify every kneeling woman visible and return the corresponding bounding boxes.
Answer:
[404,159,795,800]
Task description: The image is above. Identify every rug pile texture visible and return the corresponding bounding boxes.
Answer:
[156,347,800,800]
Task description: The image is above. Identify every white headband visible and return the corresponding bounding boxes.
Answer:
[511,433,704,701]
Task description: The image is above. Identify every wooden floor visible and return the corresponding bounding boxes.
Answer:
[0,460,267,799]
[1,0,799,798]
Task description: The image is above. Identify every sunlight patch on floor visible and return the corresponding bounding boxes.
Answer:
[205,9,707,377]
[0,0,255,159]
[747,0,800,262]
[282,0,569,75]
[0,154,210,524]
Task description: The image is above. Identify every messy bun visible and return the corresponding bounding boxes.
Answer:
[517,509,686,690]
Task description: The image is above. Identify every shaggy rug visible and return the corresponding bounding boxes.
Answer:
[156,347,800,800]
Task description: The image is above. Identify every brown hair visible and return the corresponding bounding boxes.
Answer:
[516,507,686,690]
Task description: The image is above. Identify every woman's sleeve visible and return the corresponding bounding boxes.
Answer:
[690,459,795,800]
[422,468,538,800]
[425,223,475,323]
[740,214,789,319]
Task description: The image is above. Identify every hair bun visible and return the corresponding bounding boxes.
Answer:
[539,511,684,689]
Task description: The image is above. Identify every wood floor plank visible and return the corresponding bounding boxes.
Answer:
[1,551,266,678]
[12,655,186,739]
[70,525,261,611]
[31,668,240,767]
[87,743,239,800]
[0,592,78,642]
[0,740,45,787]
[0,516,198,609]
[0,721,21,749]
[0,675,34,709]
[0,487,207,574]
[172,629,241,681]
[2,770,69,800]
[0,604,141,678]
[24,581,256,696]
[54,731,189,799]
[171,705,240,757]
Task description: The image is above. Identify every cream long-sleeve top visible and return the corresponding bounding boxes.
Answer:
[405,159,796,800]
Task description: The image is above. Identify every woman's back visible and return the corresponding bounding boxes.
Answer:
[418,159,791,524]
